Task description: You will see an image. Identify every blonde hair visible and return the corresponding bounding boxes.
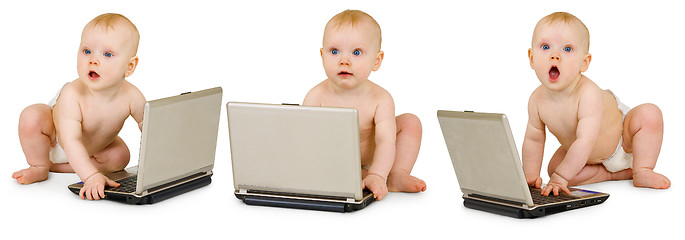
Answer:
[533,12,590,52]
[325,10,382,48]
[86,13,140,54]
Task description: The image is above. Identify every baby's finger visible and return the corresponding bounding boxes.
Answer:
[106,178,120,188]
[98,184,106,200]
[92,190,100,200]
[90,187,98,200]
[541,186,551,196]
[552,187,560,196]
[85,187,93,200]
[562,186,572,195]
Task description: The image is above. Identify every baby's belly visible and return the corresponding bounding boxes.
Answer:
[81,133,119,155]
[574,132,623,165]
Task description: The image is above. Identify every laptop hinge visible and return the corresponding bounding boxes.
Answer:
[239,189,248,194]
[346,198,355,203]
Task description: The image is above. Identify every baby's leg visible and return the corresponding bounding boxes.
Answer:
[12,104,56,184]
[569,165,633,186]
[387,113,426,192]
[547,146,632,186]
[90,136,131,173]
[623,104,670,189]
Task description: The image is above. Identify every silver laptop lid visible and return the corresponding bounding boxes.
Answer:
[136,87,222,195]
[437,110,535,207]
[227,102,363,200]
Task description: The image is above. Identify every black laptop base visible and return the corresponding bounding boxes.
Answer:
[235,190,375,213]
[463,194,610,218]
[68,175,212,205]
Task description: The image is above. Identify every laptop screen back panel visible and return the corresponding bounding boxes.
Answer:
[136,87,222,195]
[227,103,363,200]
[437,110,534,206]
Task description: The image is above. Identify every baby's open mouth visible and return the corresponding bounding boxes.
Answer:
[548,66,560,81]
[338,71,353,77]
[88,70,100,80]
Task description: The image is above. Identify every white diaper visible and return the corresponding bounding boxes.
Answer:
[49,140,68,164]
[602,90,633,173]
[602,137,633,173]
[48,84,68,164]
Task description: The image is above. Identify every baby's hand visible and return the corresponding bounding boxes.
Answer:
[363,174,388,201]
[541,172,571,196]
[525,174,542,189]
[80,172,120,200]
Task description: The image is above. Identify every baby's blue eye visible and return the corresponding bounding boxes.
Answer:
[83,49,91,54]
[331,49,339,55]
[563,46,572,52]
[541,45,550,50]
[353,49,361,56]
[104,52,113,57]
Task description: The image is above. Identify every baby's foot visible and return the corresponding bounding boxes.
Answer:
[12,166,49,184]
[387,170,427,193]
[633,170,670,189]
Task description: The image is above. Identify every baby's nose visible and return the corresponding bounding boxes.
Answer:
[550,55,560,61]
[339,56,350,66]
[89,56,99,65]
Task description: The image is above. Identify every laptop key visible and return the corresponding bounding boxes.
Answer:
[106,176,138,193]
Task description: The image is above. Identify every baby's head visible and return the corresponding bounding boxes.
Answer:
[321,10,384,90]
[528,12,592,91]
[77,13,140,91]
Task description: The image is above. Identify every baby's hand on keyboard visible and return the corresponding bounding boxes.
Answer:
[363,173,388,201]
[525,174,542,189]
[80,172,120,200]
[541,172,571,196]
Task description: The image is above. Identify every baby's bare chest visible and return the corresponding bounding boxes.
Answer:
[79,101,130,137]
[538,102,579,139]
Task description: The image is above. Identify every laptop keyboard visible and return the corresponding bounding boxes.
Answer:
[529,188,578,205]
[105,175,138,193]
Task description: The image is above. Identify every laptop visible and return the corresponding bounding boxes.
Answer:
[437,110,609,218]
[226,102,375,212]
[68,87,223,204]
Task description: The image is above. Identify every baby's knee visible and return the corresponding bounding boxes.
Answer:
[628,104,663,133]
[396,113,422,134]
[96,143,130,172]
[110,146,131,171]
[637,104,663,127]
[18,104,52,134]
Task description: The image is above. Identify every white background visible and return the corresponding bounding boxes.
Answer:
[1,0,682,239]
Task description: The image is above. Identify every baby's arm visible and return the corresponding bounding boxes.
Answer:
[128,83,146,130]
[363,96,396,200]
[522,93,546,189]
[542,89,603,196]
[56,89,119,200]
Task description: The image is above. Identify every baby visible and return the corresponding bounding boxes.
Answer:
[522,12,671,196]
[12,13,146,201]
[303,10,426,200]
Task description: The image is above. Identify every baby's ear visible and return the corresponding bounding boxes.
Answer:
[125,56,139,77]
[372,51,384,71]
[580,53,592,72]
[528,48,534,69]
